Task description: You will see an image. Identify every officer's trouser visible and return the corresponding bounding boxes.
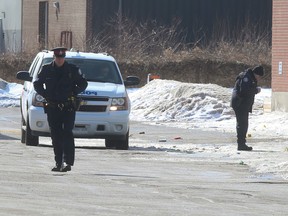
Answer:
[234,108,249,146]
[46,107,75,166]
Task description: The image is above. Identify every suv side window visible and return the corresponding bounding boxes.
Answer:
[29,55,40,76]
[32,57,53,80]
[41,57,53,66]
[35,57,53,77]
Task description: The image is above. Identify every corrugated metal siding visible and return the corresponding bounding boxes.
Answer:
[91,0,272,43]
[0,0,22,52]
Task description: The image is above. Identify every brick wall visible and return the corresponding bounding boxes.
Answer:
[272,0,288,92]
[22,0,88,52]
[22,0,39,51]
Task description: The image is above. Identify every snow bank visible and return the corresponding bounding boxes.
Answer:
[0,79,22,107]
[129,79,265,122]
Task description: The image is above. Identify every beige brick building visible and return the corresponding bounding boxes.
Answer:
[22,0,92,52]
[272,0,288,111]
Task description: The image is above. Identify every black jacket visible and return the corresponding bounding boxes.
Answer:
[34,61,88,102]
[231,69,259,113]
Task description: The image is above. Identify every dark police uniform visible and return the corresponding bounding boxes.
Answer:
[34,47,88,171]
[231,66,264,151]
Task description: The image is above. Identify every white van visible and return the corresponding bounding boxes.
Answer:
[16,50,140,150]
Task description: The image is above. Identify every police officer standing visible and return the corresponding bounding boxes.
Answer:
[34,47,88,172]
[231,65,264,151]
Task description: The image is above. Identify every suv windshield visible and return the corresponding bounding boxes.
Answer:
[41,58,122,84]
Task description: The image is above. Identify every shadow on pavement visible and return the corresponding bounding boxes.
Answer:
[130,146,195,154]
[87,173,156,179]
[0,133,19,140]
[38,143,107,150]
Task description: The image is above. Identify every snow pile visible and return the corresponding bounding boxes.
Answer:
[129,79,288,140]
[0,79,22,107]
[129,79,266,122]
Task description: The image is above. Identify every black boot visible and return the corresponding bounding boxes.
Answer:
[238,144,253,151]
[51,164,62,172]
[61,163,72,172]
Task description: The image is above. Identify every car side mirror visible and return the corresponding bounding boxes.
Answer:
[16,71,32,82]
[124,76,140,86]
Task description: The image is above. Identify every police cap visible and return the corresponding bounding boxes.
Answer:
[252,65,264,76]
[51,47,67,57]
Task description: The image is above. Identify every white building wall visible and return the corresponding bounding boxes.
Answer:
[0,0,22,52]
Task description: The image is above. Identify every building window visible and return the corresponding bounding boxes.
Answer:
[60,31,73,49]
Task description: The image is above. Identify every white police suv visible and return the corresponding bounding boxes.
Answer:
[16,50,140,150]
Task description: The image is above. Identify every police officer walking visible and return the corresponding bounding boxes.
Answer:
[231,65,264,151]
[34,47,88,172]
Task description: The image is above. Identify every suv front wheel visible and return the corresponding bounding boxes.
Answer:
[25,116,39,146]
[105,131,129,150]
[21,115,26,144]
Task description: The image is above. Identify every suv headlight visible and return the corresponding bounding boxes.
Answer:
[32,93,45,107]
[110,97,128,111]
